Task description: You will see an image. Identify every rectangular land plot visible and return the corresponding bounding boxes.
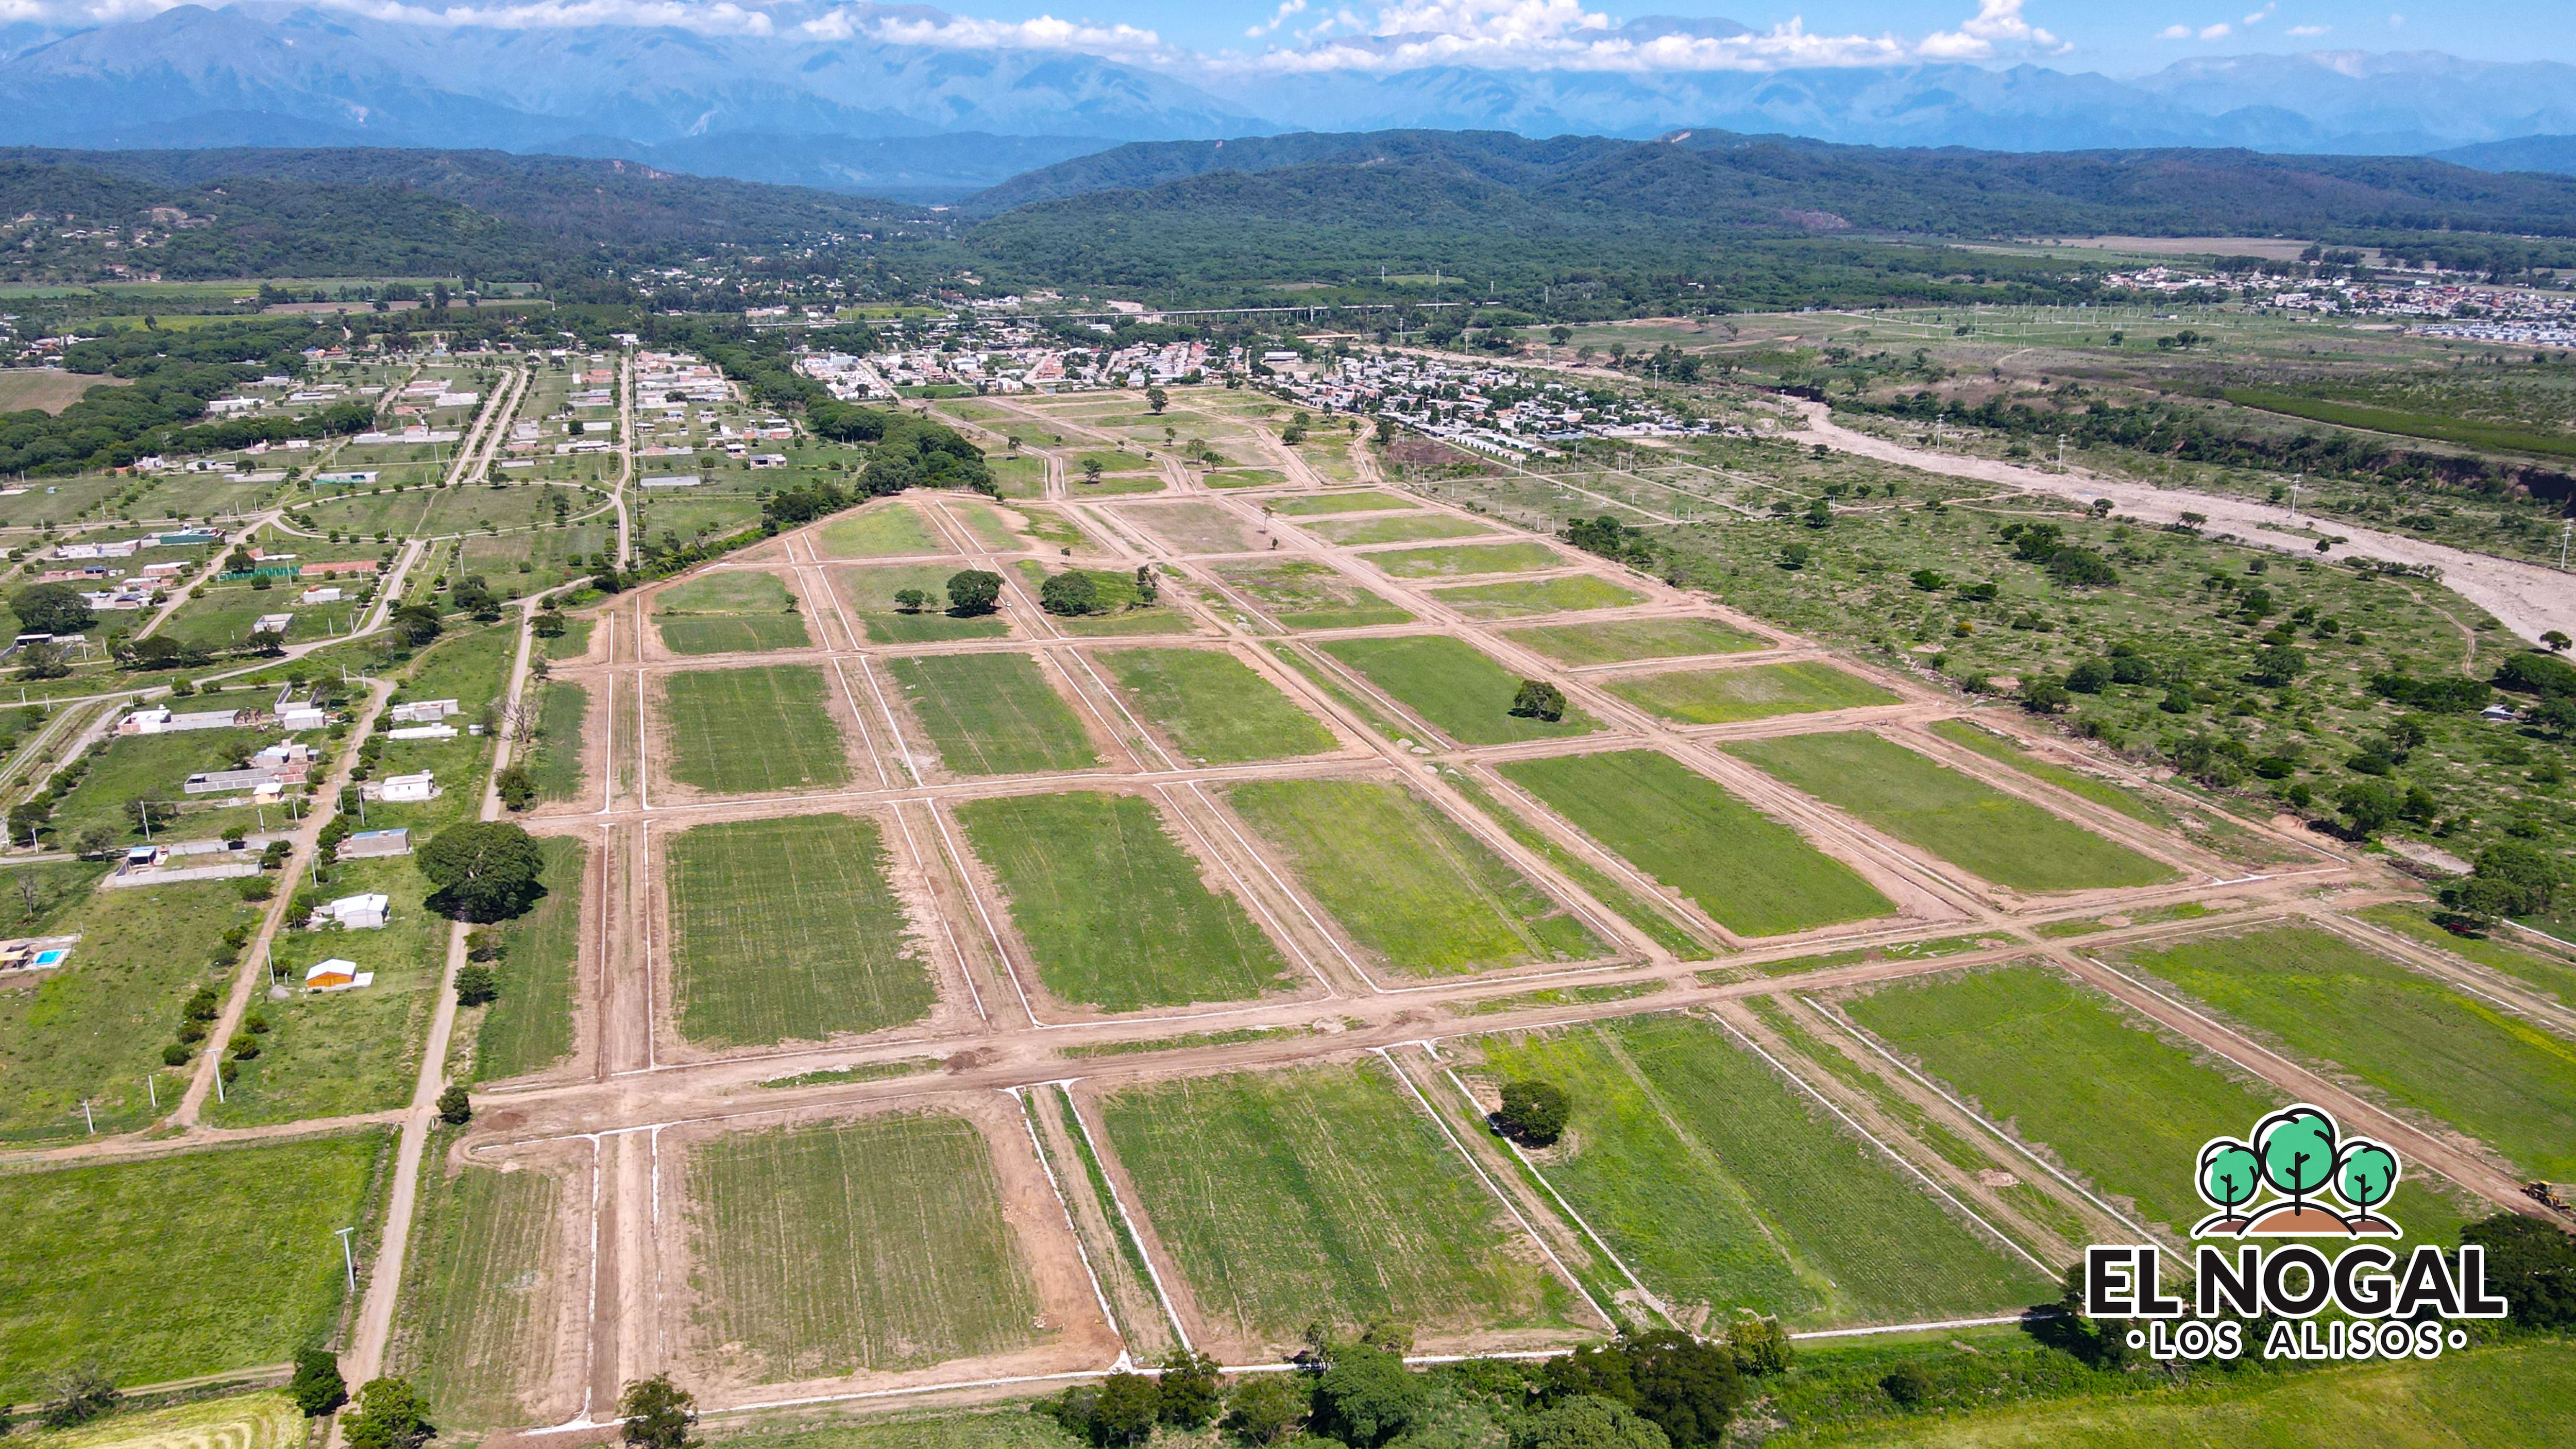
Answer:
[1304,514,1496,546]
[654,573,811,658]
[393,1153,569,1427]
[1501,616,1768,667]
[1726,732,2176,893]
[1364,541,1570,578]
[1428,575,1646,620]
[1319,635,1598,745]
[1473,1016,2054,1327]
[1224,778,1604,976]
[834,564,1012,644]
[1097,646,1336,764]
[1209,559,1414,629]
[1605,661,1897,725]
[1499,751,1892,938]
[2119,926,2576,1180]
[1841,962,2476,1245]
[662,664,851,794]
[522,681,587,803]
[1098,1061,1585,1352]
[1268,491,1416,515]
[817,504,947,558]
[667,814,934,1048]
[884,653,1101,777]
[470,838,587,1082]
[684,1113,1051,1380]
[0,1133,385,1400]
[2361,904,2576,1008]
[955,791,1299,1011]
[1113,500,1268,554]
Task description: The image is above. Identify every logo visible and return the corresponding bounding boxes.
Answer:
[2084,1102,2507,1363]
[2194,1104,2402,1238]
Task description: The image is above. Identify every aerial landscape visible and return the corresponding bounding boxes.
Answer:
[1,2,2574,1446]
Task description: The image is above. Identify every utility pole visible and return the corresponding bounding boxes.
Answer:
[336,1226,359,1290]
[80,1098,93,1133]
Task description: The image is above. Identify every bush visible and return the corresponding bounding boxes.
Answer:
[455,963,499,1007]
[1310,1343,1425,1448]
[1511,679,1568,722]
[2461,1213,2576,1327]
[289,1349,348,1417]
[1514,1395,1670,1449]
[495,766,536,812]
[1724,1317,1793,1377]
[1879,1361,1933,1407]
[1223,1375,1304,1443]
[435,1084,472,1126]
[1540,1331,1741,1447]
[1157,1349,1221,1428]
[161,1043,192,1066]
[39,1364,119,1428]
[343,1377,433,1449]
[1495,1078,1571,1146]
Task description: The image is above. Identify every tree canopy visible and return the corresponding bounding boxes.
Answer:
[417,820,547,922]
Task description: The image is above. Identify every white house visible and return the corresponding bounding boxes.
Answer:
[300,586,343,605]
[388,699,461,724]
[363,772,439,803]
[388,723,458,741]
[320,893,389,930]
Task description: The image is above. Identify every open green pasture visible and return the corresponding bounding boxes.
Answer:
[1842,962,2468,1246]
[470,837,586,1081]
[521,680,588,802]
[1304,514,1496,546]
[1266,491,1416,515]
[1500,615,1769,667]
[885,653,1100,776]
[1427,574,1646,619]
[392,1143,564,1427]
[1098,1061,1583,1351]
[1606,661,1897,725]
[662,664,848,794]
[2120,926,2576,1180]
[1727,732,2175,893]
[1202,468,1288,488]
[1927,719,2171,826]
[1224,778,1604,976]
[1209,558,1414,629]
[1364,541,1570,578]
[50,727,273,847]
[0,1132,386,1399]
[655,569,811,655]
[1475,1015,2052,1327]
[667,813,933,1048]
[1096,647,1336,764]
[1500,750,1892,938]
[685,1113,1049,1380]
[834,558,1014,642]
[2361,904,2576,1009]
[817,504,946,558]
[956,791,1297,1011]
[1318,635,1599,745]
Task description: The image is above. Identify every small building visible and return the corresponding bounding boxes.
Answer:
[304,959,374,992]
[279,704,328,731]
[388,723,458,741]
[0,935,77,973]
[388,699,461,724]
[340,827,412,859]
[2483,703,2519,722]
[362,772,439,804]
[319,893,389,930]
[640,473,701,488]
[185,766,285,795]
[253,613,296,635]
[120,706,253,736]
[300,586,343,605]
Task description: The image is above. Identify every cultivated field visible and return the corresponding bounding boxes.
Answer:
[1604,661,1898,725]
[661,664,852,794]
[1095,646,1337,764]
[885,653,1101,776]
[390,1147,572,1427]
[1319,634,1599,745]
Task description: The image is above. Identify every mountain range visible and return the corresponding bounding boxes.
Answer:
[0,6,2570,198]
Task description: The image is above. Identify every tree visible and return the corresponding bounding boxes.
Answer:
[392,604,443,646]
[1223,1376,1302,1444]
[1145,386,1169,415]
[1157,1348,1221,1428]
[455,963,498,1007]
[1878,1362,1932,1408]
[12,583,95,636]
[1040,571,1099,616]
[1725,1318,1793,1378]
[2547,631,2572,654]
[2461,1213,2576,1328]
[2019,676,2071,714]
[1133,565,1159,604]
[1496,1078,1571,1146]
[2334,779,2404,839]
[1541,1332,1741,1448]
[2066,656,2111,693]
[619,1374,698,1449]
[1081,458,1104,486]
[2445,840,2561,921]
[40,1364,120,1429]
[495,766,535,811]
[289,1349,348,1417]
[343,1377,434,1449]
[1511,679,1567,722]
[944,569,1001,616]
[435,1084,472,1125]
[1514,1395,1671,1449]
[892,588,930,613]
[1091,1372,1161,1445]
[2249,643,2307,687]
[1310,1343,1425,1448]
[417,820,547,922]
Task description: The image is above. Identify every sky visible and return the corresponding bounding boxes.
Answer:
[12,0,2570,73]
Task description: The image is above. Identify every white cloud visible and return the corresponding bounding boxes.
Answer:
[1246,0,1305,39]
[2242,3,2274,24]
[1921,0,2067,60]
[860,10,1171,58]
[2198,21,2232,38]
[2389,12,2405,25]
[2158,23,2192,38]
[2286,23,2328,35]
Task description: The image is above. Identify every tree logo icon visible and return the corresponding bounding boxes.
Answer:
[2192,1103,2402,1239]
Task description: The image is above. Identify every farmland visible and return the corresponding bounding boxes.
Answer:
[1267,491,1416,515]
[1498,750,1894,937]
[885,653,1101,776]
[1303,514,1496,546]
[1604,661,1898,725]
[662,664,851,794]
[1426,574,1646,619]
[1499,615,1769,666]
[1727,732,2176,892]
[0,1133,386,1400]
[2119,927,2576,1180]
[654,570,813,656]
[1225,778,1604,976]
[666,814,934,1048]
[1318,635,1599,745]
[1475,1015,2053,1326]
[683,1114,1050,1379]
[1097,1062,1584,1351]
[1363,541,1569,578]
[391,1146,566,1427]
[1095,647,1337,764]
[816,504,944,558]
[521,680,588,802]
[955,791,1297,1011]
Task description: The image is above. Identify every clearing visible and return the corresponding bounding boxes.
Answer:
[1208,559,1415,629]
[1427,575,1646,620]
[1363,542,1570,578]
[654,570,811,656]
[1500,616,1770,667]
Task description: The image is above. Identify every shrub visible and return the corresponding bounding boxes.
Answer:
[495,766,536,812]
[1310,1343,1425,1448]
[1223,1376,1304,1443]
[1511,678,1568,722]
[436,1085,472,1126]
[1879,1361,1933,1407]
[455,963,499,1007]
[1039,570,1099,616]
[289,1349,348,1417]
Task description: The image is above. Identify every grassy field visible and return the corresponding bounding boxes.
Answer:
[1500,751,1894,937]
[684,1114,1049,1379]
[1364,541,1569,578]
[4,1391,310,1449]
[655,570,811,655]
[1605,661,1898,725]
[1225,778,1604,976]
[521,680,588,802]
[1926,720,2171,826]
[1727,732,2176,892]
[0,1133,386,1399]
[1267,491,1416,515]
[1208,558,1415,629]
[392,1140,564,1427]
[667,814,933,1048]
[885,653,1100,776]
[1426,575,1646,619]
[49,727,272,847]
[1116,500,1265,553]
[1098,1061,1583,1350]
[833,561,1012,642]
[1319,635,1599,745]
[955,791,1298,1011]
[1843,962,2466,1246]
[662,664,850,794]
[1499,615,1769,666]
[1438,767,1714,959]
[816,505,945,558]
[1304,514,1496,545]
[471,837,586,1081]
[1476,1015,2053,1327]
[2362,904,2576,1009]
[2122,926,2576,1180]
[1096,647,1336,764]
[2223,386,2576,461]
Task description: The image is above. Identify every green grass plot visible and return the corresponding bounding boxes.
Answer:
[1364,541,1569,578]
[1318,635,1598,745]
[1209,559,1415,629]
[1500,616,1768,667]
[1605,661,1897,725]
[662,664,850,794]
[817,505,946,558]
[1428,574,1647,619]
[1097,647,1336,764]
[885,653,1100,776]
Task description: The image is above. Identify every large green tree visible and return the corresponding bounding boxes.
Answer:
[417,820,547,922]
